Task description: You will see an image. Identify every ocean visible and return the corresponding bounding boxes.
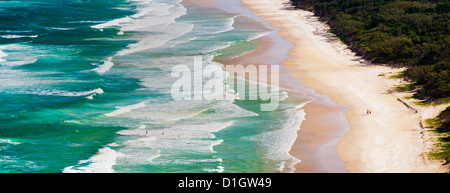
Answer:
[0,0,307,173]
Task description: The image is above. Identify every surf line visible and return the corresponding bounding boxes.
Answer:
[171,56,281,111]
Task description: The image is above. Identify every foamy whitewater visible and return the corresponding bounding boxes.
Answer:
[0,0,308,173]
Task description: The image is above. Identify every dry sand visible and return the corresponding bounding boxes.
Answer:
[241,0,447,173]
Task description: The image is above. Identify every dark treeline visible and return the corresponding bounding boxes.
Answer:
[290,0,449,164]
[291,0,449,100]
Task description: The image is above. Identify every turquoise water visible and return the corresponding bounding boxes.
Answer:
[0,0,306,173]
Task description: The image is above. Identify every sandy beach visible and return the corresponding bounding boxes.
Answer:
[240,0,448,172]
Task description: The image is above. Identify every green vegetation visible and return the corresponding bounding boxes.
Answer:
[394,83,416,92]
[291,0,449,100]
[425,118,443,128]
[290,0,450,165]
[439,107,450,132]
[429,107,450,165]
[389,73,405,79]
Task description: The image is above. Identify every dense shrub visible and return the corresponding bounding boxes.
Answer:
[291,0,450,100]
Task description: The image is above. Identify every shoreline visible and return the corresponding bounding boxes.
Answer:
[188,0,354,172]
[241,0,447,172]
[183,0,321,172]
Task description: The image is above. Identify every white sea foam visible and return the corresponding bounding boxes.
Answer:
[10,88,105,99]
[120,14,182,32]
[104,102,147,117]
[212,15,237,34]
[109,121,231,171]
[92,57,114,75]
[122,137,158,148]
[64,88,104,97]
[0,49,8,62]
[129,1,174,19]
[192,14,237,36]
[246,31,271,41]
[0,139,22,145]
[149,139,224,154]
[2,59,37,66]
[91,16,134,29]
[130,6,155,19]
[162,107,210,122]
[67,20,102,24]
[0,35,38,39]
[85,89,104,99]
[242,103,307,172]
[116,129,150,137]
[31,88,104,97]
[0,44,41,67]
[65,120,81,124]
[0,155,42,171]
[0,30,33,33]
[116,22,194,56]
[49,27,75,31]
[201,41,234,54]
[118,121,233,139]
[92,0,186,32]
[63,147,124,173]
[166,158,223,165]
[115,148,161,165]
[203,165,225,173]
[169,37,197,48]
[0,43,34,52]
